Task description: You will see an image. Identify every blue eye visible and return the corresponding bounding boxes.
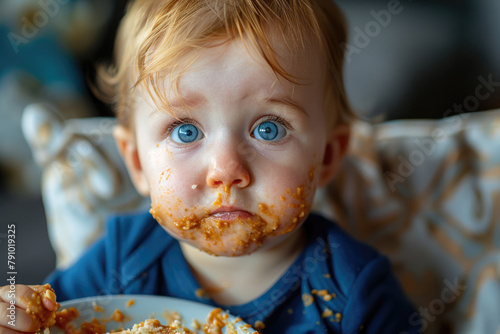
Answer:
[171,123,203,143]
[253,121,287,141]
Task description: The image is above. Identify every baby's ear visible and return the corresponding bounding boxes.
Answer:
[317,125,350,187]
[113,125,150,196]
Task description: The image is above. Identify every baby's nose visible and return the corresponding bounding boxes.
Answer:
[206,151,250,189]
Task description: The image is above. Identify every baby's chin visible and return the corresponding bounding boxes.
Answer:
[194,239,262,257]
[159,215,279,257]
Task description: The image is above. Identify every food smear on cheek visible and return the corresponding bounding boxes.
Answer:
[258,165,317,235]
[283,185,311,234]
[159,168,171,183]
[258,185,311,235]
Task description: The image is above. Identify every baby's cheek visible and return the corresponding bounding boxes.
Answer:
[259,184,313,236]
[149,166,192,215]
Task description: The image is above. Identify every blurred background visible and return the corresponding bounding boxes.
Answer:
[0,0,499,283]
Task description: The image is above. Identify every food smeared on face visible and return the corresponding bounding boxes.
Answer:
[131,39,330,258]
[149,165,315,257]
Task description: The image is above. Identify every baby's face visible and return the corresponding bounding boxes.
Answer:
[130,39,335,256]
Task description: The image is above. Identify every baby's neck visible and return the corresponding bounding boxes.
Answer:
[179,226,306,306]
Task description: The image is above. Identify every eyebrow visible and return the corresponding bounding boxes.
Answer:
[264,96,309,117]
[169,93,205,109]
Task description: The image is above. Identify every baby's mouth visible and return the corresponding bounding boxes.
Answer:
[209,206,253,221]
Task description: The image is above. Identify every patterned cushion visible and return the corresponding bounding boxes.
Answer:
[22,103,500,333]
[317,109,500,333]
[21,103,150,268]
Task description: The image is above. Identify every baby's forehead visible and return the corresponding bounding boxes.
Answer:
[137,37,325,112]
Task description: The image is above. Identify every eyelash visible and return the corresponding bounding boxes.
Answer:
[257,115,292,131]
[164,118,196,137]
[163,114,292,137]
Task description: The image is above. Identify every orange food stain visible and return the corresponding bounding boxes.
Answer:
[112,309,126,322]
[149,205,163,224]
[258,203,280,231]
[126,299,135,308]
[173,214,201,230]
[93,304,104,312]
[80,318,106,334]
[213,192,222,206]
[159,168,172,183]
[302,293,314,307]
[283,185,311,234]
[203,308,226,333]
[223,185,231,197]
[172,213,269,254]
[317,289,328,296]
[55,307,79,329]
[150,171,314,256]
[321,308,333,319]
[254,320,266,331]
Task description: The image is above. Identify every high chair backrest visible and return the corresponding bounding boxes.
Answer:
[22,103,500,333]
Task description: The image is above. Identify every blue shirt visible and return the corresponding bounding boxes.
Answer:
[45,212,420,333]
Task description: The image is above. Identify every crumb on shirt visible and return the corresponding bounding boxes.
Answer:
[321,308,333,318]
[254,320,265,331]
[302,293,314,307]
[317,290,328,296]
[314,289,336,301]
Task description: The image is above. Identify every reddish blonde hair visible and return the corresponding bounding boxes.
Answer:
[97,0,353,129]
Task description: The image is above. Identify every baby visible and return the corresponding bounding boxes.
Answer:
[0,0,420,333]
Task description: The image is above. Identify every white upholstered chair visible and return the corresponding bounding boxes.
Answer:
[22,103,500,333]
